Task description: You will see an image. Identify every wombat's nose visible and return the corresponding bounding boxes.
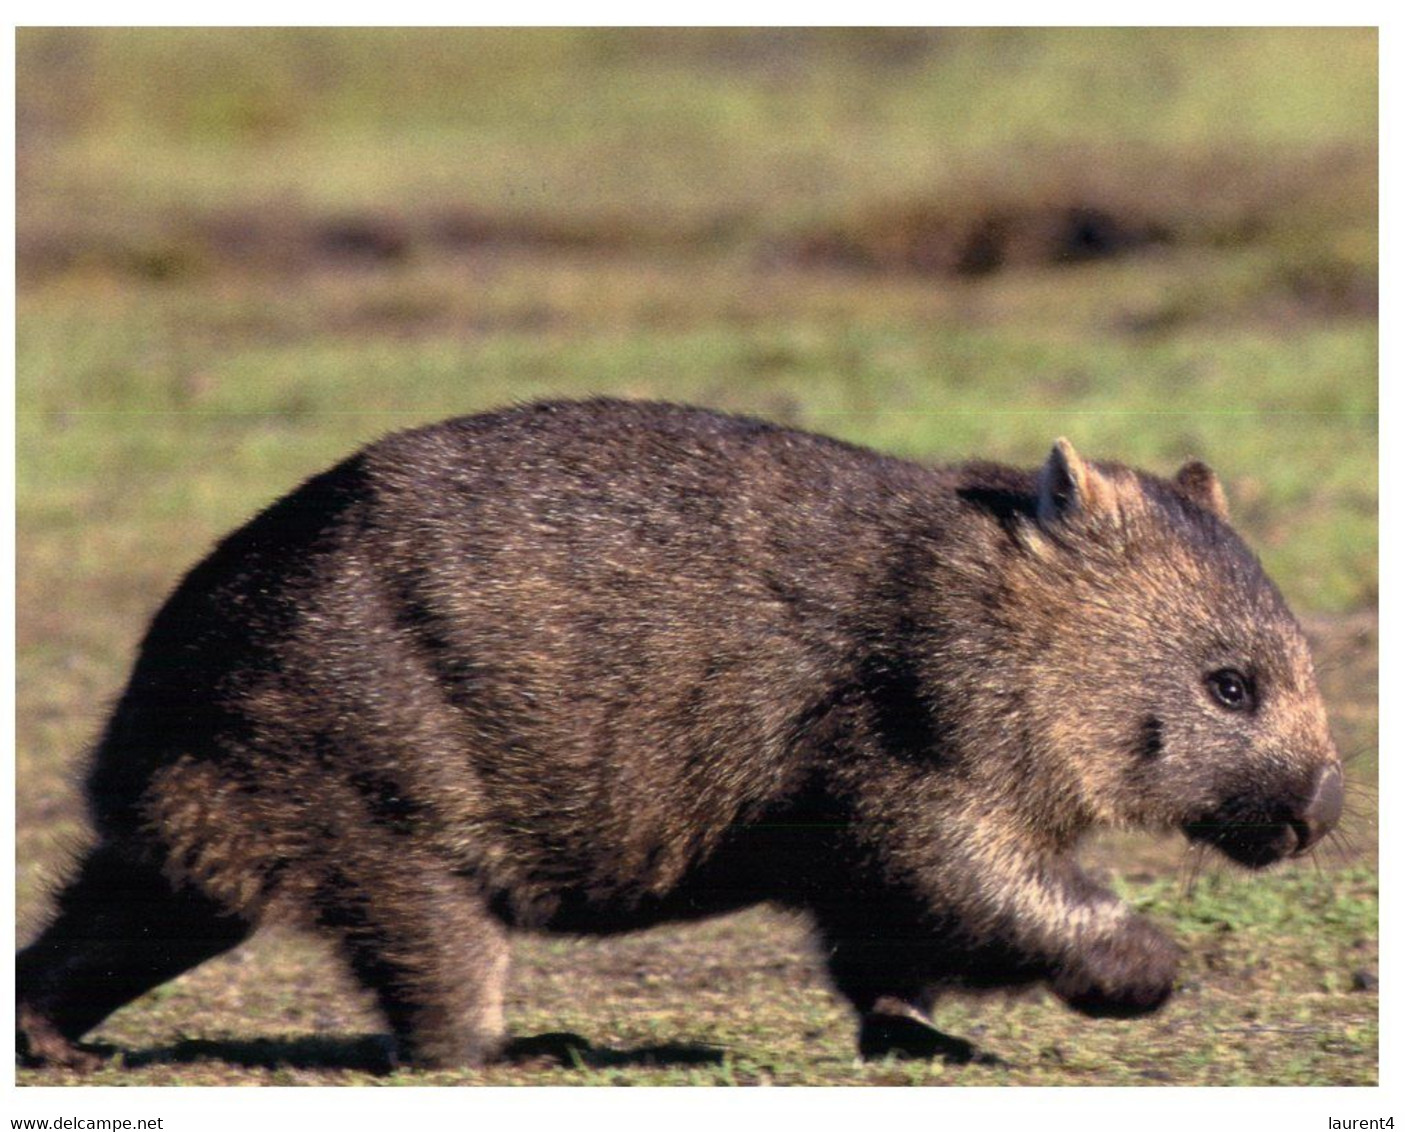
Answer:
[1291,764,1343,855]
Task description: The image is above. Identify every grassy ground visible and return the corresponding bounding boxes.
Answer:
[16,867,1380,1087]
[15,28,1377,1086]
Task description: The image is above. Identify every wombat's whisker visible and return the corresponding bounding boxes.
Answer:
[1324,828,1364,861]
[1341,792,1378,816]
[1178,843,1213,898]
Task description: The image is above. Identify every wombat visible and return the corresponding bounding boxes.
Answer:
[17,398,1343,1070]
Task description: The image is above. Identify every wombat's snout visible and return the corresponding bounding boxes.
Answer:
[1183,761,1345,868]
[1289,763,1343,856]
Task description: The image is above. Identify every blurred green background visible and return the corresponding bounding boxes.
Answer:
[17,28,1377,613]
[16,28,1378,1086]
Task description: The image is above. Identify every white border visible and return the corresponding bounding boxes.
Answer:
[5,14,1390,1130]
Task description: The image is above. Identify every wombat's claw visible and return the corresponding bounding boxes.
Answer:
[858,1012,999,1066]
[503,1031,592,1066]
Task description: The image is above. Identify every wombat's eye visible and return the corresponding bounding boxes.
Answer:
[1207,668,1253,711]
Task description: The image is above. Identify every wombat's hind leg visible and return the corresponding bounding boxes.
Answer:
[17,844,252,1068]
[317,860,509,1070]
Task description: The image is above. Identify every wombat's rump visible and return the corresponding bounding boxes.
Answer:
[17,399,1343,1069]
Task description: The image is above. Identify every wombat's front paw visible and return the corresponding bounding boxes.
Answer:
[1051,921,1181,1019]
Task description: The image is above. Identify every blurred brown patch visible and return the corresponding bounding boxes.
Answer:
[777,145,1376,279]
[787,202,1171,277]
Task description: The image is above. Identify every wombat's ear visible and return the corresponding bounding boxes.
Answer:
[1037,438,1111,527]
[1173,460,1230,521]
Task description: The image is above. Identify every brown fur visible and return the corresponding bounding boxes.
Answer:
[17,399,1342,1068]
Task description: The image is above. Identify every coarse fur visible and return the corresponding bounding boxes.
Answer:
[17,398,1342,1069]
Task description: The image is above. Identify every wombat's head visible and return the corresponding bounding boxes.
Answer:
[1013,439,1342,868]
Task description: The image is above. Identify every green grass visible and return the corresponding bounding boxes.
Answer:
[16,27,1376,1087]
